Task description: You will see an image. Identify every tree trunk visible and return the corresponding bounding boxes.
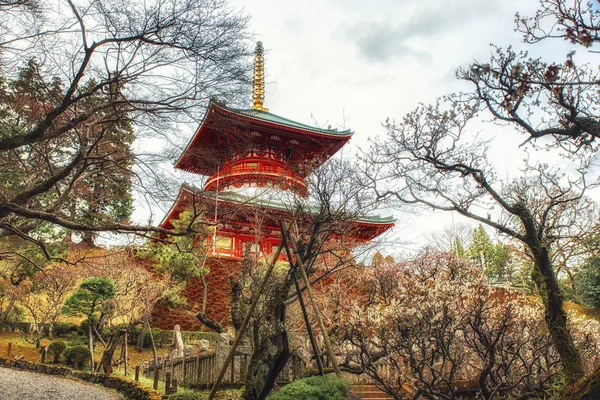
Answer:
[99,330,123,375]
[89,324,95,371]
[243,324,291,400]
[532,246,585,383]
[558,363,600,400]
[146,318,157,365]
[136,321,146,353]
[243,277,294,400]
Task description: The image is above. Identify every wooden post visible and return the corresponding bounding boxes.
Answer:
[230,356,235,383]
[40,346,46,364]
[165,371,171,395]
[287,228,342,378]
[153,368,159,390]
[281,225,324,376]
[196,355,201,382]
[74,352,80,370]
[172,377,178,393]
[6,342,11,358]
[135,365,140,382]
[123,330,128,376]
[183,357,187,383]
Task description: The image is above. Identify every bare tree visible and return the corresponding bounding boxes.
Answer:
[0,0,251,256]
[426,223,473,255]
[362,97,598,383]
[361,0,600,386]
[516,0,600,48]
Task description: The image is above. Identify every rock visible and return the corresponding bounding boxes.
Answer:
[198,339,210,352]
[173,324,184,358]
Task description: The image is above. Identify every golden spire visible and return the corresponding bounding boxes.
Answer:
[252,41,268,112]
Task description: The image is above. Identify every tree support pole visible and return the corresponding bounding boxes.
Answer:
[208,216,296,400]
[286,229,342,378]
[280,221,324,376]
[279,221,324,376]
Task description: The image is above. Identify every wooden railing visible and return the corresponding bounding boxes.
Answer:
[143,349,300,388]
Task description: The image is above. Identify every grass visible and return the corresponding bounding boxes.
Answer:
[564,301,600,322]
[0,331,172,365]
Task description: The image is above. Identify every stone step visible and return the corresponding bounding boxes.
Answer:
[351,384,396,400]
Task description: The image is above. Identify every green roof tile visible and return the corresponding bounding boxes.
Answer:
[231,108,354,137]
[182,185,394,225]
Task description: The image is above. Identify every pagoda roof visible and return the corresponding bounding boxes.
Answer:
[160,185,394,240]
[174,101,353,177]
[231,108,353,137]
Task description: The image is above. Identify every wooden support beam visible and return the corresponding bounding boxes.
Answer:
[287,229,342,378]
[280,220,324,376]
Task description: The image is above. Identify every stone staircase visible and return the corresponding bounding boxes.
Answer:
[351,384,396,400]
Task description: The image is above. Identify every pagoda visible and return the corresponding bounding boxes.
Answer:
[152,42,394,330]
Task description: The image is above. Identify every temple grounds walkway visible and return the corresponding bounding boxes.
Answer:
[0,366,124,400]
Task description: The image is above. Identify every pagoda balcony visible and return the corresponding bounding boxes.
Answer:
[204,156,308,196]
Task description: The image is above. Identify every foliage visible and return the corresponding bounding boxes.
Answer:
[52,323,79,338]
[466,225,513,282]
[167,389,206,400]
[62,277,116,319]
[143,211,210,283]
[63,345,92,367]
[267,376,348,400]
[362,7,599,379]
[67,333,88,347]
[46,340,66,363]
[0,0,251,256]
[577,257,600,308]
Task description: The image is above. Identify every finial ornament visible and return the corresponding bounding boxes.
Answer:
[252,41,268,112]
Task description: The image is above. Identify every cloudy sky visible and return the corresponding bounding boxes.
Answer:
[228,0,542,134]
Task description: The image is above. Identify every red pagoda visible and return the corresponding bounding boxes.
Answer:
[152,42,394,330]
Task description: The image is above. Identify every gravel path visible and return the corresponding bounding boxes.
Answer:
[0,366,124,400]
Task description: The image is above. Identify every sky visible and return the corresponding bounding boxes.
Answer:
[133,0,587,255]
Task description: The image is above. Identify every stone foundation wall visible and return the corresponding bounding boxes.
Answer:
[151,257,241,331]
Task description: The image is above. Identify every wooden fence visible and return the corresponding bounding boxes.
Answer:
[143,349,300,388]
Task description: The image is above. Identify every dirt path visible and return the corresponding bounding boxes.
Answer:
[0,366,124,400]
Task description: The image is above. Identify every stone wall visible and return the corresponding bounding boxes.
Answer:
[151,257,241,331]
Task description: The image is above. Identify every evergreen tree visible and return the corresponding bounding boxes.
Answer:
[466,225,512,282]
[0,60,134,246]
[576,257,600,308]
[62,277,116,371]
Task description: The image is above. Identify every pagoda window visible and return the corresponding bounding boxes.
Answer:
[248,242,260,254]
[214,236,233,250]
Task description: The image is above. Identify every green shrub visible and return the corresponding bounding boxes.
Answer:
[63,345,91,368]
[46,341,67,363]
[267,376,348,400]
[67,332,88,347]
[167,388,206,399]
[52,322,79,337]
